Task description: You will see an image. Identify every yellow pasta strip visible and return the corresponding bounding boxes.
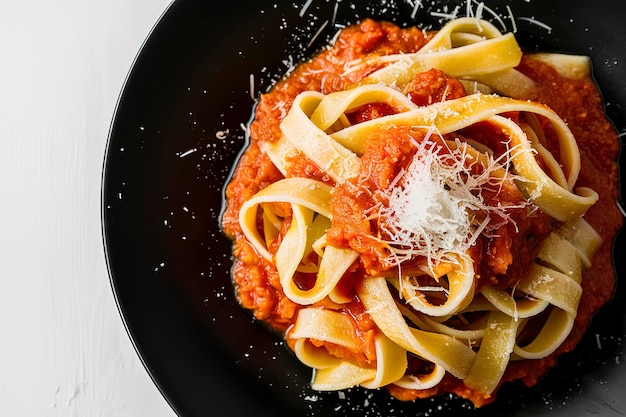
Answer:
[516,264,582,316]
[292,314,407,390]
[521,119,568,189]
[239,177,332,261]
[358,34,522,90]
[360,333,408,389]
[421,17,505,51]
[556,217,603,268]
[536,232,582,283]
[327,93,553,155]
[398,255,476,317]
[480,286,549,319]
[276,204,314,300]
[358,276,476,379]
[497,231,587,360]
[424,18,534,98]
[295,245,358,304]
[529,53,591,80]
[298,214,332,273]
[464,310,519,395]
[468,68,536,98]
[355,16,522,92]
[292,338,342,369]
[260,136,299,177]
[291,308,361,350]
[398,302,486,344]
[278,217,357,304]
[262,210,280,250]
[392,364,446,390]
[312,361,377,391]
[309,84,416,131]
[279,91,361,183]
[489,115,598,221]
[513,308,575,360]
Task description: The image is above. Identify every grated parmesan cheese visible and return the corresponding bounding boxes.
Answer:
[377,128,525,270]
[410,0,423,20]
[299,0,314,18]
[517,17,553,33]
[307,20,329,49]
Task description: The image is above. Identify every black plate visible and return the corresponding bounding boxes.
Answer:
[102,1,626,416]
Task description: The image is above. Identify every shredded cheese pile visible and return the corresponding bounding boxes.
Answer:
[377,130,520,269]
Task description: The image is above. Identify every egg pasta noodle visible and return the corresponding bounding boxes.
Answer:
[226,16,616,407]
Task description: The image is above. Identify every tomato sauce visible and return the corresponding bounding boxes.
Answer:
[221,19,622,407]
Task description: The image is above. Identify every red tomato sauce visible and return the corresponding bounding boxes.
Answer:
[221,19,622,407]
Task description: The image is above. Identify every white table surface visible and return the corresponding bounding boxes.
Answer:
[1,1,177,415]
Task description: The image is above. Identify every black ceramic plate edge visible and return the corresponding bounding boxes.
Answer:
[102,2,315,415]
[101,2,182,414]
[102,1,626,416]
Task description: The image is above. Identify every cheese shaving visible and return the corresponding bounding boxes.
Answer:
[377,128,525,271]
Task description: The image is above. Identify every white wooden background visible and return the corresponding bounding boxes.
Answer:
[1,0,177,415]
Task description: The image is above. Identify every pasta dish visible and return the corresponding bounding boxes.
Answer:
[221,17,622,407]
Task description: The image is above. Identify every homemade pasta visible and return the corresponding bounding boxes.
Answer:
[221,17,622,407]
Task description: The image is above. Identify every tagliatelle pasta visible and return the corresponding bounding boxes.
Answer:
[221,16,622,407]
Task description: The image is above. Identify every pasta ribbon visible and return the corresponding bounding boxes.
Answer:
[464,310,520,394]
[360,332,409,389]
[517,264,582,316]
[399,302,487,343]
[351,17,534,97]
[357,276,476,379]
[395,255,475,317]
[358,34,523,90]
[529,53,591,80]
[279,91,361,183]
[513,308,574,360]
[291,309,408,391]
[311,361,378,391]
[309,84,416,131]
[239,177,332,261]
[555,217,603,268]
[480,287,549,320]
[279,242,358,305]
[488,115,598,221]
[291,308,361,351]
[392,364,446,390]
